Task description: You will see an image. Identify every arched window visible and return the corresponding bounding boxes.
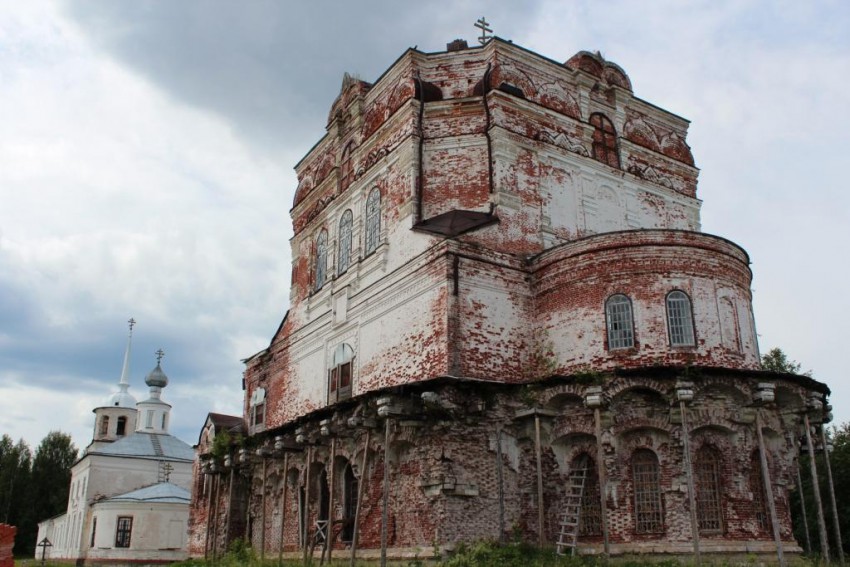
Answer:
[749,451,770,533]
[99,416,109,436]
[605,294,634,350]
[315,229,328,291]
[364,188,381,256]
[338,210,353,275]
[116,416,127,436]
[666,290,695,346]
[695,445,723,533]
[571,453,602,536]
[341,462,358,542]
[632,449,664,534]
[328,343,354,403]
[590,113,620,169]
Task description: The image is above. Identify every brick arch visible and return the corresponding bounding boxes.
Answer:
[490,63,537,98]
[693,381,750,406]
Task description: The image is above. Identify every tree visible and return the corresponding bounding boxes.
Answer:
[15,431,79,555]
[0,435,32,555]
[761,347,811,376]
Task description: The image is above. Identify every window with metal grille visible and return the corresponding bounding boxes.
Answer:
[695,446,723,533]
[342,463,358,542]
[590,113,620,169]
[115,516,133,548]
[364,188,381,256]
[315,229,328,291]
[572,454,602,536]
[750,451,770,533]
[666,290,695,346]
[338,210,353,275]
[632,449,664,534]
[606,294,634,350]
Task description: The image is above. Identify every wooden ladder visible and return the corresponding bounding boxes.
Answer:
[556,455,590,556]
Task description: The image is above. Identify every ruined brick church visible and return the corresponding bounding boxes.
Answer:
[189,37,831,560]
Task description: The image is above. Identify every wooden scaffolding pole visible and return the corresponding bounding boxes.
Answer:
[756,410,785,567]
[680,399,701,565]
[594,407,610,556]
[350,430,370,567]
[380,418,392,567]
[820,426,844,565]
[278,453,289,566]
[803,414,830,563]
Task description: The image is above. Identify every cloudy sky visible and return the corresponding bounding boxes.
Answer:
[1,1,848,453]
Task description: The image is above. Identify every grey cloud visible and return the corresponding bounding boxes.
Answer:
[61,1,540,153]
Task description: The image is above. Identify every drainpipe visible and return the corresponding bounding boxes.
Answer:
[481,63,494,195]
[350,430,370,567]
[415,72,425,224]
[676,381,701,565]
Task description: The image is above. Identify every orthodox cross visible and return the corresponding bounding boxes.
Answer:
[155,349,165,364]
[159,461,174,483]
[128,317,136,334]
[475,17,493,45]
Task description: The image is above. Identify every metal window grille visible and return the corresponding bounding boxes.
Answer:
[315,230,328,290]
[365,188,381,255]
[666,291,695,346]
[115,516,133,548]
[591,113,620,169]
[574,455,602,536]
[632,450,664,534]
[606,294,634,349]
[750,452,770,532]
[695,446,723,533]
[338,210,353,275]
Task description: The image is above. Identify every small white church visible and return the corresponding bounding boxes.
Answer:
[36,321,195,564]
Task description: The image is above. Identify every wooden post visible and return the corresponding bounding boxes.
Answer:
[680,400,701,564]
[326,437,336,563]
[225,465,234,553]
[278,453,288,566]
[211,475,221,560]
[756,410,785,567]
[804,414,830,563]
[380,418,391,567]
[820,425,844,565]
[350,430,370,567]
[496,428,505,543]
[204,471,213,560]
[534,413,545,548]
[260,457,267,560]
[795,463,812,553]
[594,407,610,556]
[303,446,313,565]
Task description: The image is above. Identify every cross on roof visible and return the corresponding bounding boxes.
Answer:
[475,17,493,45]
[128,317,136,333]
[155,349,165,364]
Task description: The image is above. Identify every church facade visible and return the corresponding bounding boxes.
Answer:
[190,38,830,560]
[36,327,194,564]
